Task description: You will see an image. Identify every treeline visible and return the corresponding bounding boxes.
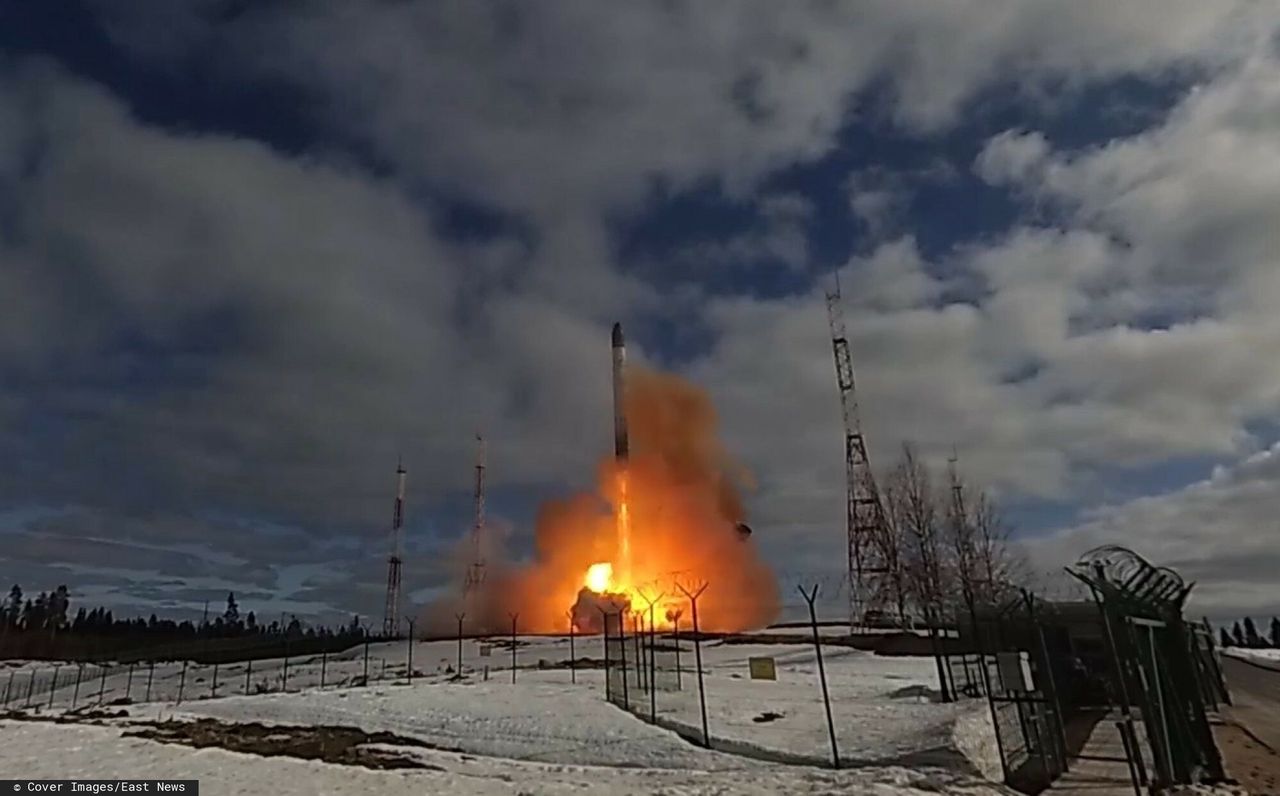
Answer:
[1218,616,1280,649]
[0,587,369,663]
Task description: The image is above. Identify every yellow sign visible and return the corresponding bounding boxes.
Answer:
[748,657,777,681]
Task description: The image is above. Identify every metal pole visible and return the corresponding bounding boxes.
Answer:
[618,609,630,710]
[212,661,220,698]
[244,659,252,695]
[456,614,465,676]
[177,660,187,704]
[633,615,644,692]
[509,613,519,683]
[96,664,107,704]
[125,663,134,702]
[72,665,82,709]
[673,614,682,690]
[3,671,13,706]
[566,611,576,684]
[677,582,710,748]
[146,661,154,702]
[405,618,416,684]
[48,666,60,709]
[800,584,840,769]
[320,651,327,689]
[25,670,37,707]
[599,607,611,702]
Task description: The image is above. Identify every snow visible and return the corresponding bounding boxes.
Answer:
[0,718,1013,795]
[1223,647,1280,666]
[1,633,1007,794]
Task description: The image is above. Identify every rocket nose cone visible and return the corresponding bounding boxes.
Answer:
[611,322,624,348]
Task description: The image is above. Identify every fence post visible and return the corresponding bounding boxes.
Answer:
[25,670,36,708]
[672,611,683,690]
[599,607,611,702]
[211,662,220,699]
[677,581,710,748]
[245,659,253,695]
[48,666,60,709]
[633,615,644,692]
[96,664,107,705]
[146,661,154,703]
[508,613,519,684]
[569,614,576,685]
[320,651,327,690]
[3,670,13,706]
[125,662,134,702]
[177,660,187,704]
[637,588,664,723]
[72,664,82,709]
[617,609,630,710]
[456,613,466,677]
[405,618,416,684]
[799,584,840,769]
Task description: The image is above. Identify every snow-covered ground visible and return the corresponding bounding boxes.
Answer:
[1223,647,1280,666]
[1,633,1007,794]
[0,718,1012,795]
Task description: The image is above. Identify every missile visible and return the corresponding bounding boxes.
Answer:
[611,322,629,463]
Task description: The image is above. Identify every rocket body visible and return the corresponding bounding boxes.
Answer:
[611,322,629,463]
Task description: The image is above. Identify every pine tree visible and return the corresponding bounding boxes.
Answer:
[1244,617,1263,648]
[246,611,257,632]
[1220,627,1233,648]
[5,585,21,627]
[1270,616,1280,649]
[223,592,240,625]
[1233,620,1246,647]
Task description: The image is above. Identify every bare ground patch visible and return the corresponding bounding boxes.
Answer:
[124,717,455,771]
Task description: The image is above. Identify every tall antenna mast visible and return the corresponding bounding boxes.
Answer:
[382,458,406,637]
[825,275,891,629]
[464,434,487,594]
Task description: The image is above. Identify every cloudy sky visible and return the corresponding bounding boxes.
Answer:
[1,2,1278,626]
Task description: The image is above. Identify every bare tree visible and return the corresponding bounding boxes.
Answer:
[893,444,948,625]
[874,468,911,627]
[970,488,1027,604]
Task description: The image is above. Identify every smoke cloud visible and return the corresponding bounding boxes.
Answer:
[419,367,780,636]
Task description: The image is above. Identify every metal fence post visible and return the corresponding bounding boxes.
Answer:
[96,665,107,705]
[676,581,710,748]
[3,670,13,706]
[508,613,519,684]
[25,670,36,708]
[177,660,187,704]
[405,618,416,684]
[48,666,60,709]
[125,662,134,702]
[146,661,154,702]
[456,613,466,677]
[320,651,327,689]
[72,664,82,709]
[211,662,219,699]
[800,584,840,769]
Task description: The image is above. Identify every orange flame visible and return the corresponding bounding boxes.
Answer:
[421,366,780,635]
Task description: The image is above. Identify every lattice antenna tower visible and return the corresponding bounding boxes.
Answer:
[824,274,891,629]
[382,458,406,637]
[464,434,487,594]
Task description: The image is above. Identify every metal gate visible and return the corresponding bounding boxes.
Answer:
[1068,546,1226,791]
